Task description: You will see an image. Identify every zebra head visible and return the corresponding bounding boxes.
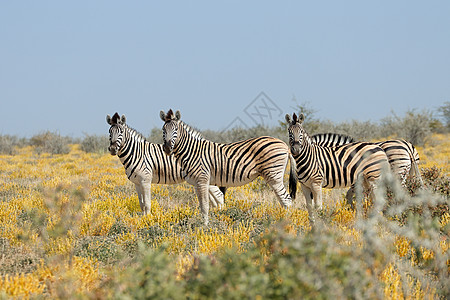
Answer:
[160,109,181,155]
[285,112,306,156]
[106,112,126,156]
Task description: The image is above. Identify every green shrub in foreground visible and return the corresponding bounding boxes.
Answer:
[104,224,382,300]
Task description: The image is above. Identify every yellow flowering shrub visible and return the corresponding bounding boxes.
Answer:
[0,273,45,299]
[0,133,448,298]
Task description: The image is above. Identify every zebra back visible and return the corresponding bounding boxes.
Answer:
[165,118,291,187]
[310,133,355,147]
[376,139,419,163]
[376,139,421,184]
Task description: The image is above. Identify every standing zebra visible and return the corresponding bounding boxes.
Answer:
[106,112,224,215]
[160,109,296,225]
[285,113,390,220]
[310,133,422,187]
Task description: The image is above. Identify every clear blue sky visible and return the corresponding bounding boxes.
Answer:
[1,1,449,137]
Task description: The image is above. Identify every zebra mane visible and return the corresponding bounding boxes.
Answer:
[310,133,355,147]
[123,124,148,142]
[180,121,204,140]
[111,112,121,124]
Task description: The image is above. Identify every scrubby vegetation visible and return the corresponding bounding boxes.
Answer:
[0,138,448,298]
[2,105,448,155]
[0,106,448,298]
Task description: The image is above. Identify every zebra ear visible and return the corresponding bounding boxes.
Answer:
[120,115,126,125]
[298,113,305,123]
[160,110,166,122]
[175,110,181,120]
[106,115,112,125]
[285,114,292,124]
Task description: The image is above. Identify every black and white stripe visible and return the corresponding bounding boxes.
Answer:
[286,113,390,219]
[310,133,422,186]
[106,112,224,215]
[310,133,355,147]
[161,109,296,225]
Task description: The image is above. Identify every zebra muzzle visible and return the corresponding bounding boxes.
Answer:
[291,142,301,156]
[163,142,172,155]
[108,144,118,155]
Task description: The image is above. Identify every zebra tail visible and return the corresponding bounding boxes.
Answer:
[288,154,298,199]
[409,150,423,187]
[219,187,227,197]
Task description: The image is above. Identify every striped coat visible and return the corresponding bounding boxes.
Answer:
[286,113,390,218]
[107,113,224,215]
[310,133,422,186]
[161,109,296,225]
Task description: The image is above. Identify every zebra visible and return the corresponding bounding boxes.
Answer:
[285,113,390,220]
[310,133,423,187]
[160,109,296,225]
[106,112,224,215]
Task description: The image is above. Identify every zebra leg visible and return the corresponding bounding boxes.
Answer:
[402,164,411,186]
[301,184,316,226]
[363,178,376,202]
[310,183,323,210]
[208,191,218,208]
[134,183,145,211]
[208,185,224,209]
[345,186,355,209]
[263,175,292,208]
[398,163,411,187]
[194,180,211,225]
[141,180,152,215]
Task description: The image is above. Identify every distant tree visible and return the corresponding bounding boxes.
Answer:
[148,127,163,144]
[280,98,321,133]
[438,101,450,130]
[380,109,432,146]
[80,133,108,153]
[29,131,72,154]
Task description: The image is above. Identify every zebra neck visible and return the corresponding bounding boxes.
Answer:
[297,134,315,157]
[180,121,203,141]
[117,127,146,162]
[172,123,203,158]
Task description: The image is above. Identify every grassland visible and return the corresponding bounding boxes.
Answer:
[0,134,448,299]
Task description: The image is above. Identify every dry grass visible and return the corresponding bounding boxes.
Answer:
[0,134,449,299]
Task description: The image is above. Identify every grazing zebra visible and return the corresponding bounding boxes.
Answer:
[285,113,390,220]
[106,112,224,215]
[310,133,422,187]
[160,109,296,225]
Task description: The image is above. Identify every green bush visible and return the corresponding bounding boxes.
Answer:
[74,236,120,265]
[29,131,71,155]
[203,125,287,144]
[438,101,450,131]
[182,225,381,299]
[107,245,185,300]
[0,135,27,155]
[147,127,164,144]
[421,166,450,197]
[80,134,109,154]
[380,109,433,146]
